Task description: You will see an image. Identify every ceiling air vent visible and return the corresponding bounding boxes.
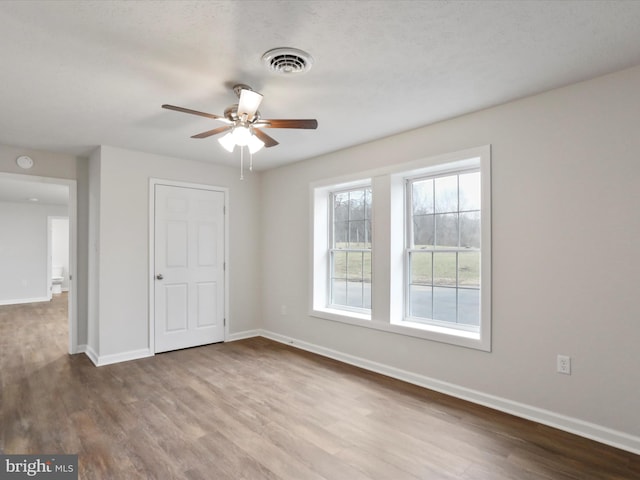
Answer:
[261,48,313,75]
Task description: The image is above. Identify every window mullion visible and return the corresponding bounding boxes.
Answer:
[430,251,434,321]
[330,189,336,308]
[360,251,364,309]
[455,252,459,324]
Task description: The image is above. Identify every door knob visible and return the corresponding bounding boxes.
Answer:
[156,274,164,280]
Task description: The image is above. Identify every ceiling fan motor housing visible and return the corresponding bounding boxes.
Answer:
[224,104,261,123]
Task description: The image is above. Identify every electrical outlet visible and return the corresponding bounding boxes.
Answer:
[557,355,571,375]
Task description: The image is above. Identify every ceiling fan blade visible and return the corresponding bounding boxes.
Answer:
[191,125,232,139]
[162,104,227,121]
[256,119,318,129]
[253,128,279,148]
[237,89,263,121]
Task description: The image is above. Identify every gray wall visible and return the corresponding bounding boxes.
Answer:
[75,156,90,347]
[260,65,640,441]
[87,148,101,355]
[88,145,262,359]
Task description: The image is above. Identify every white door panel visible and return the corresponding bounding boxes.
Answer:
[165,284,188,332]
[154,185,225,353]
[166,221,188,267]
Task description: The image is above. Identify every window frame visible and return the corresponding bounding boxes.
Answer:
[404,168,482,333]
[328,185,373,314]
[311,177,373,323]
[310,145,491,351]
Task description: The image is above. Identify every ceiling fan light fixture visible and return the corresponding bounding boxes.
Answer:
[231,125,252,146]
[218,132,236,152]
[247,134,265,154]
[219,125,264,155]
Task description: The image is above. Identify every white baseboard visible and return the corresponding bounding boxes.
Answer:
[84,345,99,366]
[84,346,152,367]
[227,329,262,342]
[258,329,640,456]
[75,344,88,354]
[0,296,50,306]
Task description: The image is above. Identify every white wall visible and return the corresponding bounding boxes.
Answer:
[260,65,640,446]
[0,201,67,303]
[89,145,262,359]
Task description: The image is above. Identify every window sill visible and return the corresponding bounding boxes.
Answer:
[310,308,489,351]
[311,307,371,325]
[392,317,479,339]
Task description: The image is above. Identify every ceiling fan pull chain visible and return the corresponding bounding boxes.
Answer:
[240,146,244,180]
[249,150,254,172]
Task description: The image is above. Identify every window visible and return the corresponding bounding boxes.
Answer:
[406,170,481,331]
[329,187,372,312]
[311,145,490,351]
[311,178,372,322]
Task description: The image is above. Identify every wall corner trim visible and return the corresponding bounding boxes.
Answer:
[84,345,99,366]
[257,329,640,456]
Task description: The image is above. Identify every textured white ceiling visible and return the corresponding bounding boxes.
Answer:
[1,0,639,171]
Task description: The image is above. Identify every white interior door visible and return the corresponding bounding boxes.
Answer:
[154,184,225,353]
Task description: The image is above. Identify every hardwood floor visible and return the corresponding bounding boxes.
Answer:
[1,296,638,479]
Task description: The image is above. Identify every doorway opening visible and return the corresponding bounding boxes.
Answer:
[0,172,78,354]
[49,216,70,298]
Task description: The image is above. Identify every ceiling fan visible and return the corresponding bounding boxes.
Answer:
[162,84,318,154]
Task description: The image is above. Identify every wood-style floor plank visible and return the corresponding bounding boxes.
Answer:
[1,294,639,479]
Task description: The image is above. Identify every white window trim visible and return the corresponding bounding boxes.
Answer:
[310,145,491,351]
[310,177,373,322]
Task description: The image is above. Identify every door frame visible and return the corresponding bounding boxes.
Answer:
[148,178,229,354]
[0,172,78,354]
